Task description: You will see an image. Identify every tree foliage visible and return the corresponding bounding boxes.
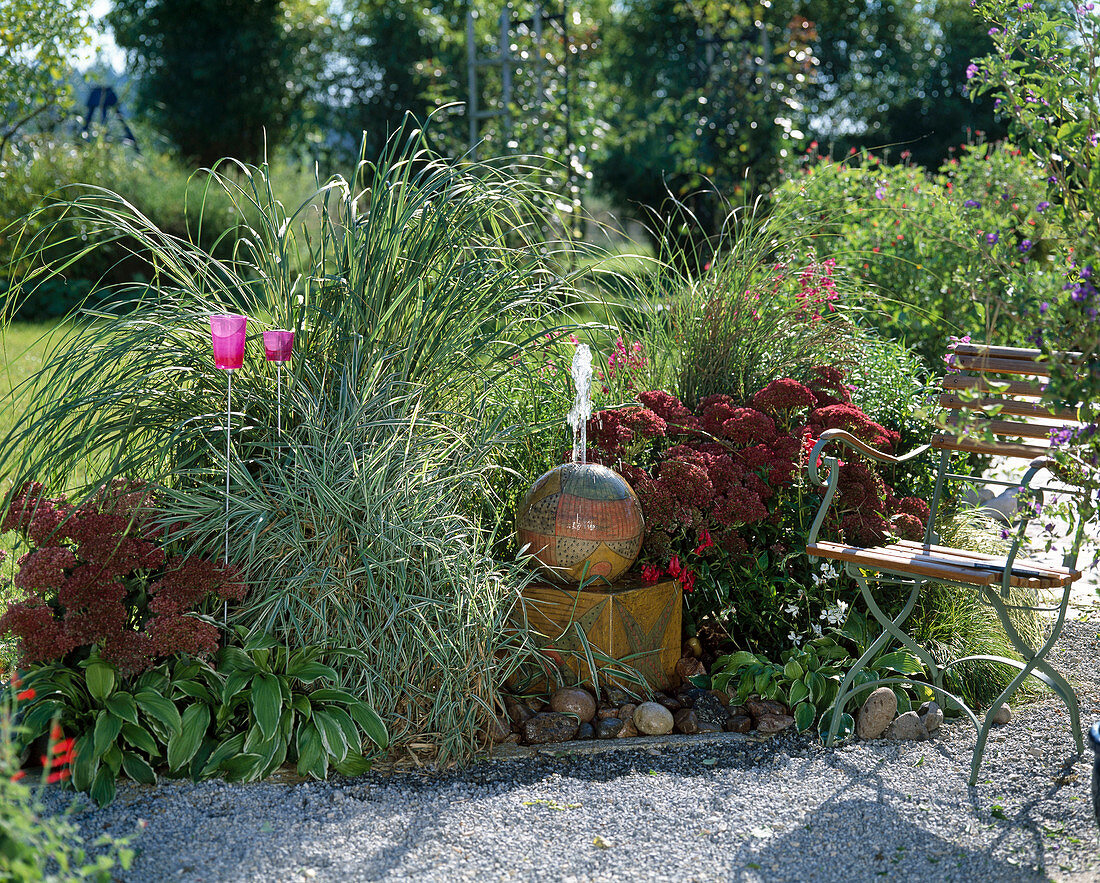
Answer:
[0,0,93,157]
[107,0,328,166]
[804,0,1006,167]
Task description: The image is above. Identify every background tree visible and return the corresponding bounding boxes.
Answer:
[592,0,813,255]
[108,0,328,166]
[0,0,93,158]
[802,0,1006,167]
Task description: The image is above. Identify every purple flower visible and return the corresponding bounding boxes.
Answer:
[1019,239,1033,252]
[989,27,1001,36]
[1037,201,1050,212]
[1048,175,1058,184]
[875,187,886,200]
[964,199,980,208]
[966,63,979,80]
[986,231,999,244]
[1039,302,1049,314]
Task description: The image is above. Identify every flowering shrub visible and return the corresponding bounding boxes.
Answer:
[586,372,929,655]
[777,140,1064,368]
[0,481,246,674]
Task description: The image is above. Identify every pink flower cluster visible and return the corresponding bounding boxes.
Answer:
[586,369,927,559]
[0,481,247,673]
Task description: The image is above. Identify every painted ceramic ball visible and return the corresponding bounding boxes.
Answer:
[516,463,645,584]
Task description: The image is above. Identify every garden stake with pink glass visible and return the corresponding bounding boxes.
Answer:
[209,314,247,624]
[262,329,294,438]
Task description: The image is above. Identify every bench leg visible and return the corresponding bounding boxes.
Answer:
[851,567,943,689]
[824,568,941,746]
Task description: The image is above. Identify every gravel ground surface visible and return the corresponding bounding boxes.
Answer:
[42,601,1100,883]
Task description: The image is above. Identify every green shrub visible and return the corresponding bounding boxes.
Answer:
[775,141,1065,367]
[0,138,317,320]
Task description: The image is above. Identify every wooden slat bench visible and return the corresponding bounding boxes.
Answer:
[805,342,1092,785]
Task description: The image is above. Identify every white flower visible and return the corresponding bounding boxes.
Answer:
[811,623,823,637]
[783,603,800,617]
[787,631,803,646]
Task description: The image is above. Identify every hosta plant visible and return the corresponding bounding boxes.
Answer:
[709,609,927,736]
[15,636,387,807]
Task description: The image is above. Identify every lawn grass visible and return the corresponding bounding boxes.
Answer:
[1,320,68,671]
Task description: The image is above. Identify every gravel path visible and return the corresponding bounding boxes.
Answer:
[42,605,1100,883]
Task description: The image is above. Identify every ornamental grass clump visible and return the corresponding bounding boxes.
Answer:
[0,122,595,763]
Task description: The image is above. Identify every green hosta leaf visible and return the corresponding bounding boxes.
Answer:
[102,743,123,775]
[805,671,825,704]
[221,753,266,782]
[818,709,855,742]
[190,737,220,781]
[72,733,98,792]
[120,723,160,757]
[895,690,912,714]
[713,650,758,672]
[136,691,182,736]
[308,689,360,705]
[793,701,816,733]
[289,662,338,684]
[295,721,326,779]
[312,709,349,763]
[783,659,804,680]
[788,679,810,707]
[243,633,278,653]
[333,753,374,776]
[105,692,139,726]
[85,661,116,702]
[167,704,210,772]
[121,751,157,785]
[261,734,290,780]
[754,671,772,695]
[875,651,925,676]
[222,671,251,706]
[201,733,246,778]
[172,680,214,703]
[20,699,64,738]
[90,764,117,807]
[251,673,283,742]
[93,710,123,759]
[324,706,361,755]
[346,703,388,750]
[219,646,259,676]
[688,674,711,690]
[291,693,311,717]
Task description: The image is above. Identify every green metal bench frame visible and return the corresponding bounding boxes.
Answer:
[804,343,1090,786]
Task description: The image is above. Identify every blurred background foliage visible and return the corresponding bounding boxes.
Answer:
[3,0,1008,266]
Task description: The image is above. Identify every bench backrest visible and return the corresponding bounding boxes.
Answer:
[935,343,1089,460]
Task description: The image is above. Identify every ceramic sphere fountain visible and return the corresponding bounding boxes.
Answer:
[516,344,645,583]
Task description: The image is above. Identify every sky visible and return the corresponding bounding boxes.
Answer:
[75,0,125,71]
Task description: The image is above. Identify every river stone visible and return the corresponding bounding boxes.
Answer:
[616,718,639,738]
[596,706,620,720]
[575,722,595,740]
[657,695,682,712]
[727,704,748,718]
[725,713,752,733]
[550,687,597,722]
[918,701,943,734]
[633,702,675,736]
[885,710,929,741]
[745,697,789,719]
[692,693,727,731]
[486,714,511,743]
[605,688,630,706]
[992,704,1012,725]
[674,708,701,734]
[594,718,624,739]
[708,689,731,707]
[755,713,795,735]
[857,687,898,740]
[522,712,579,745]
[618,703,638,723]
[676,656,707,681]
[677,688,709,708]
[506,701,535,729]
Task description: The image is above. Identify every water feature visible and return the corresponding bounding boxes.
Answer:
[567,343,593,464]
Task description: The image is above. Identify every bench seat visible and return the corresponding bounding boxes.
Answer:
[807,540,1081,591]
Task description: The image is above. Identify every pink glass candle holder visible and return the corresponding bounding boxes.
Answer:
[262,330,294,362]
[210,314,247,370]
